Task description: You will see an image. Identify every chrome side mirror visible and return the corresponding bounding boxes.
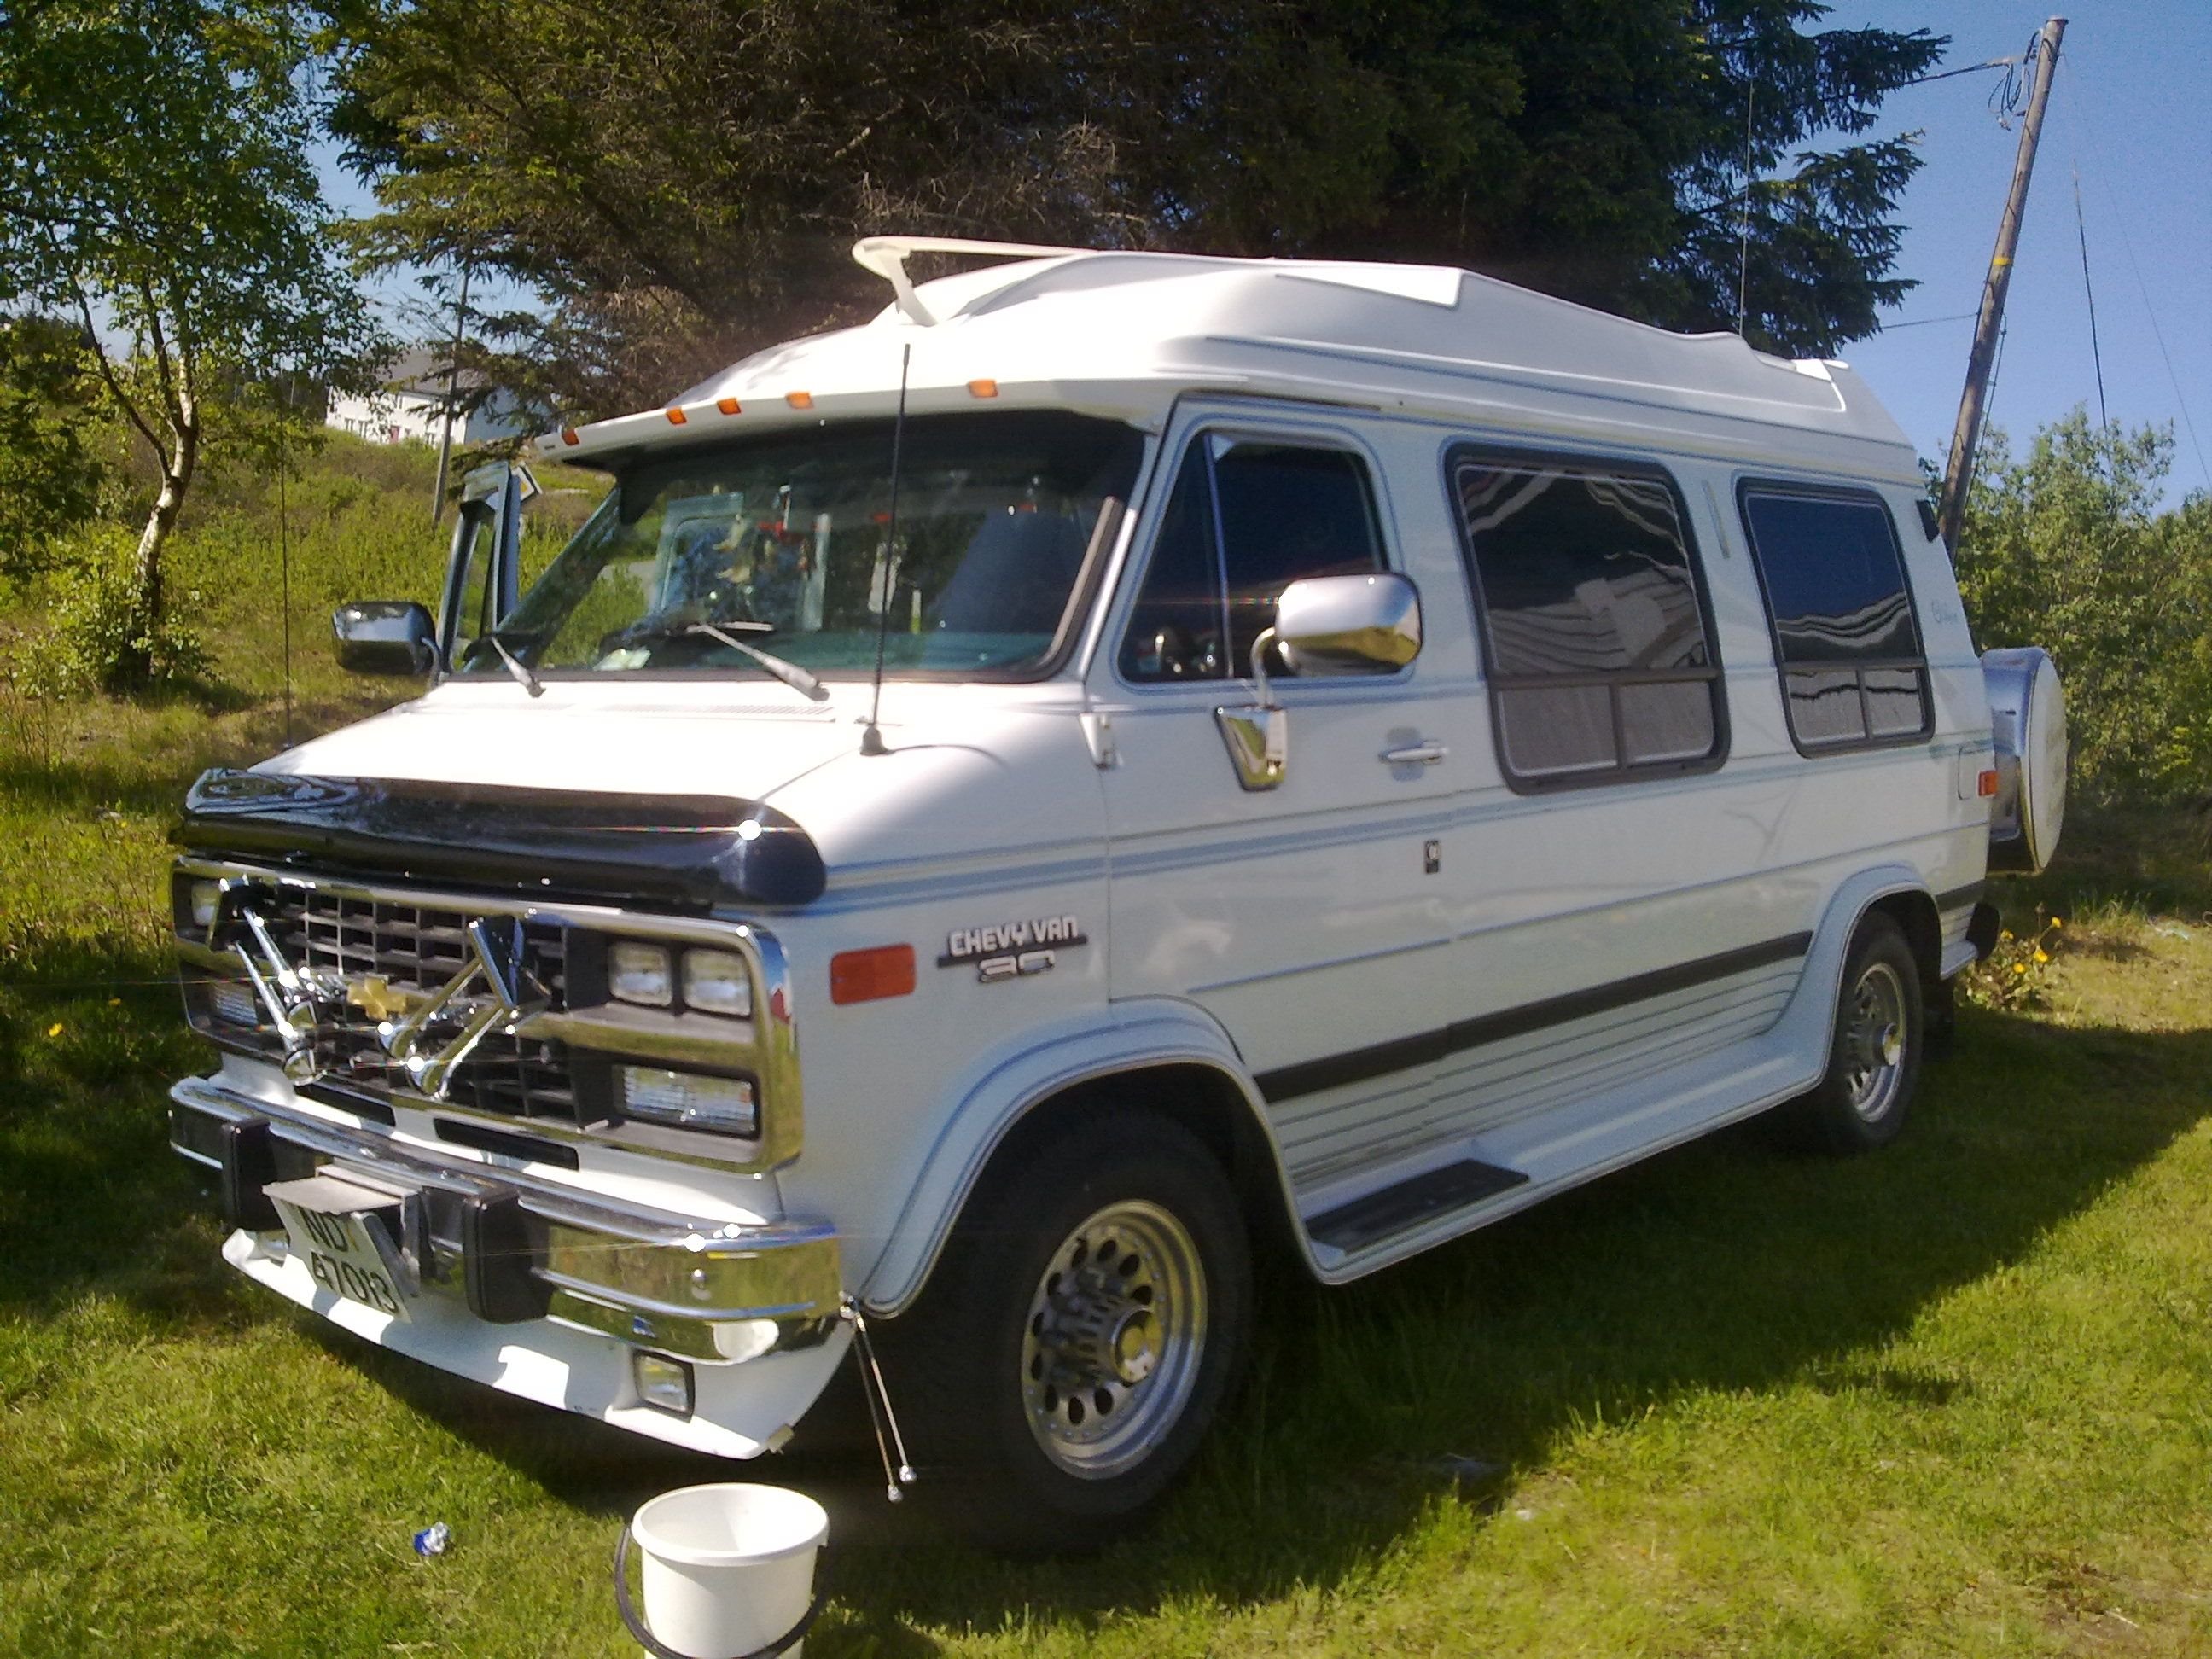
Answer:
[333,600,437,676]
[1215,573,1423,790]
[1275,572,1423,675]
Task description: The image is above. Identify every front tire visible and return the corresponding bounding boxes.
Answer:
[1795,912,1924,1154]
[882,1108,1253,1548]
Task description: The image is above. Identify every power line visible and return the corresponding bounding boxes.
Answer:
[2064,55,2210,490]
[2070,162,2108,430]
[1905,56,2020,88]
[1878,311,1979,331]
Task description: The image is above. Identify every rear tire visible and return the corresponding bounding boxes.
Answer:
[1794,912,1924,1154]
[879,1108,1253,1551]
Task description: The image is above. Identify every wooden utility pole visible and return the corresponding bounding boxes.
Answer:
[431,263,472,525]
[1937,15,2067,552]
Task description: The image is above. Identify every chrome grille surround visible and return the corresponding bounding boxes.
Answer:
[173,855,802,1173]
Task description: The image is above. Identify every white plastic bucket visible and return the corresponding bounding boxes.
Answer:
[629,1483,828,1659]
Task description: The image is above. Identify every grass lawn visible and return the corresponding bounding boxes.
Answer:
[4,463,2211,1653]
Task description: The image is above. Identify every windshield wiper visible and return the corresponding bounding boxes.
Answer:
[487,635,544,698]
[682,622,830,702]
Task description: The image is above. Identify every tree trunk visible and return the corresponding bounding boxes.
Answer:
[122,409,197,685]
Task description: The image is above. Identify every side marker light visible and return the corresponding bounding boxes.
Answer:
[560,427,580,446]
[830,945,916,1005]
[1978,769,2000,798]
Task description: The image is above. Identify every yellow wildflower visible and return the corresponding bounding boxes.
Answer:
[2050,916,2064,929]
[2013,963,2029,975]
[2033,949,2049,963]
[46,1022,63,1037]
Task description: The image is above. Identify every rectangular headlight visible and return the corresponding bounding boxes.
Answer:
[620,1066,759,1138]
[608,941,672,1007]
[680,948,752,1019]
[632,1351,694,1417]
[189,880,223,930]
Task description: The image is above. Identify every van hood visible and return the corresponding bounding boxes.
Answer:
[260,686,858,804]
[178,689,864,909]
[179,681,1101,911]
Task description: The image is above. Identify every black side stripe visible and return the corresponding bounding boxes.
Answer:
[1935,881,1984,912]
[1254,931,1815,1103]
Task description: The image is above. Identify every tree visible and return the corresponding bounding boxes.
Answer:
[1958,412,2212,804]
[0,0,378,683]
[0,314,105,579]
[322,0,1941,417]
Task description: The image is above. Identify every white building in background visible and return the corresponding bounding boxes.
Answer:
[325,346,531,446]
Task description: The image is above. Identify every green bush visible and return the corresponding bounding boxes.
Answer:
[1958,413,2212,805]
[13,530,211,696]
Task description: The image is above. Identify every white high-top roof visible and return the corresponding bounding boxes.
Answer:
[533,243,1920,484]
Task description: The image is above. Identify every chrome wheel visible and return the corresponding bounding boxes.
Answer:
[1842,959,1909,1122]
[1019,1200,1208,1480]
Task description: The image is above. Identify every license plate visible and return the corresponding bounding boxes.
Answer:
[266,1175,414,1324]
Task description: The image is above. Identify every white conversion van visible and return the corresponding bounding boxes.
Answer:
[166,239,2067,1535]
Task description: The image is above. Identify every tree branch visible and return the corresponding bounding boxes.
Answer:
[57,265,165,465]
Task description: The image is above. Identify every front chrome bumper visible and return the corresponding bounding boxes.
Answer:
[170,1075,841,1367]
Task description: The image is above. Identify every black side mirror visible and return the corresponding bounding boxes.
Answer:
[333,600,438,676]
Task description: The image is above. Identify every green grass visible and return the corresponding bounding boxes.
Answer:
[4,453,2212,1653]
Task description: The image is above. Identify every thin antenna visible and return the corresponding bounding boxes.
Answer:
[2070,162,2108,429]
[278,379,294,749]
[859,343,912,758]
[1737,74,1755,335]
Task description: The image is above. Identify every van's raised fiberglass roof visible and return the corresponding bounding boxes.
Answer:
[533,241,1921,484]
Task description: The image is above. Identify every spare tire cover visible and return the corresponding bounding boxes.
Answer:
[1984,646,2068,874]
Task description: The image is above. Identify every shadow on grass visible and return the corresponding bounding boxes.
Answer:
[7,915,2209,1654]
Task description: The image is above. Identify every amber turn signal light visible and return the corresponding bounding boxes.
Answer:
[830,944,916,1005]
[1978,769,2000,797]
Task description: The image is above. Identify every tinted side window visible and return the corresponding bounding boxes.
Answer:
[1451,451,1725,784]
[1121,435,1385,682]
[1738,486,1930,750]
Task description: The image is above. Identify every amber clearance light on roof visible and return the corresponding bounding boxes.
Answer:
[967,378,999,399]
[784,391,814,410]
[716,397,742,416]
[830,945,915,1005]
[665,407,689,425]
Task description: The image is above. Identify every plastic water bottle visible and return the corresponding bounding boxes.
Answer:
[412,1522,451,1558]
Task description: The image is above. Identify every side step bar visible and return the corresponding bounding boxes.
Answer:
[1307,1157,1529,1255]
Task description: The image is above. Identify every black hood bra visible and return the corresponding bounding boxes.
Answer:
[175,769,827,911]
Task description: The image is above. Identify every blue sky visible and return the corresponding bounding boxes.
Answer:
[323,3,2209,499]
[1834,1,2210,498]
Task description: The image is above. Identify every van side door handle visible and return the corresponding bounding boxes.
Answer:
[1379,740,1448,766]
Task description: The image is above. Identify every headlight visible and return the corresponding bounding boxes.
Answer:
[189,880,222,930]
[608,941,673,1007]
[620,1065,759,1138]
[680,948,752,1019]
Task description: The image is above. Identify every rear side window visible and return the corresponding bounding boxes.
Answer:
[1120,435,1386,681]
[1737,484,1930,751]
[1449,447,1726,787]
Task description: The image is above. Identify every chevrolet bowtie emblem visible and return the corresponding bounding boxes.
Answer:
[344,974,426,1025]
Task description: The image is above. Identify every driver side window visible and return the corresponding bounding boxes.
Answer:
[1119,434,1385,682]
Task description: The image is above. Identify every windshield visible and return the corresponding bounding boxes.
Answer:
[461,410,1143,682]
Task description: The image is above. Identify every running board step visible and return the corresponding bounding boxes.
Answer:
[1307,1158,1530,1254]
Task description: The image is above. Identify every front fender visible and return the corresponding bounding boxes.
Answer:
[856,996,1294,1315]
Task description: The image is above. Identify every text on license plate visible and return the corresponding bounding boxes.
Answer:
[271,1190,413,1324]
